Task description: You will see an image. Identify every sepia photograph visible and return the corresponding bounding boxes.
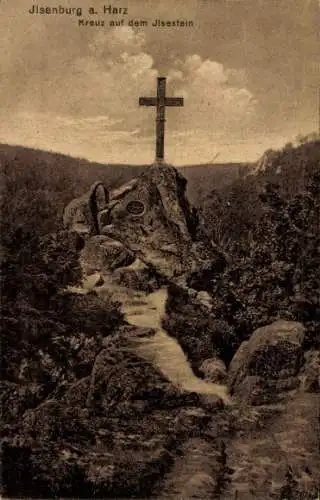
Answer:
[1,0,320,498]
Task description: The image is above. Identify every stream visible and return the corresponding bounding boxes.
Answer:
[96,277,230,401]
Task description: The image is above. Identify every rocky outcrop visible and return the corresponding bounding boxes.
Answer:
[63,164,220,282]
[218,319,320,498]
[63,182,109,237]
[99,164,202,279]
[79,234,135,275]
[228,320,305,405]
[299,350,320,393]
[250,148,280,176]
[61,164,233,406]
[9,160,316,499]
[3,301,319,499]
[2,320,204,498]
[199,357,227,383]
[86,325,201,413]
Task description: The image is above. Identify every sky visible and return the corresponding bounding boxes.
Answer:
[1,0,319,165]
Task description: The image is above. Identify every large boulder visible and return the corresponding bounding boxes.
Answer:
[2,323,202,499]
[63,182,109,237]
[99,165,202,279]
[228,320,305,404]
[199,357,227,383]
[86,325,200,413]
[299,350,320,393]
[63,165,218,281]
[80,234,135,274]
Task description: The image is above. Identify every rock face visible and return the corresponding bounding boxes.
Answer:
[80,234,135,275]
[63,165,213,280]
[300,350,320,393]
[199,357,227,383]
[221,319,320,498]
[63,182,109,237]
[228,320,305,405]
[61,164,232,407]
[2,320,201,498]
[12,166,315,499]
[30,164,233,499]
[99,165,202,279]
[86,325,201,413]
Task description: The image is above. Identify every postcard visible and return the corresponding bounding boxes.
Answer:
[1,1,319,498]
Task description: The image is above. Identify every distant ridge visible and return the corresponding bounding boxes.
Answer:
[0,144,247,204]
[0,143,248,170]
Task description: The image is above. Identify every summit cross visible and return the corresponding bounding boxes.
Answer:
[139,77,184,164]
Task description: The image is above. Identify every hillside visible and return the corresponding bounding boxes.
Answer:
[180,162,249,204]
[1,140,320,498]
[201,139,320,245]
[0,143,245,209]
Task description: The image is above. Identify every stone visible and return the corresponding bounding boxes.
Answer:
[228,320,305,404]
[112,265,163,293]
[64,165,214,282]
[64,273,104,295]
[86,327,200,413]
[300,350,320,393]
[231,375,299,406]
[199,357,227,383]
[82,272,104,290]
[80,235,135,275]
[63,182,109,237]
[228,341,250,388]
[99,164,203,279]
[196,291,213,309]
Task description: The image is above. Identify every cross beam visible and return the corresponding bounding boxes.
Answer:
[139,77,184,163]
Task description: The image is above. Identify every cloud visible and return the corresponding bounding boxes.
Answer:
[6,24,256,134]
[2,24,260,163]
[2,0,318,165]
[48,27,159,135]
[0,110,149,163]
[55,115,123,129]
[167,54,257,137]
[88,27,146,59]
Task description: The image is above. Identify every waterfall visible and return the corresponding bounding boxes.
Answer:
[98,280,230,400]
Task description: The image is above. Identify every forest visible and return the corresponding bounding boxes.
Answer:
[1,137,319,498]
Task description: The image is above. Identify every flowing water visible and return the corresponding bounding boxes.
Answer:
[97,277,230,401]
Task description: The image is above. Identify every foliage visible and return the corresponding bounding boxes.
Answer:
[1,139,319,497]
[1,151,124,386]
[295,131,320,146]
[165,141,320,367]
[201,139,320,249]
[164,284,236,369]
[207,170,320,352]
[0,144,146,236]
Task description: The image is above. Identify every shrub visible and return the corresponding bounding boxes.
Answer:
[208,174,320,350]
